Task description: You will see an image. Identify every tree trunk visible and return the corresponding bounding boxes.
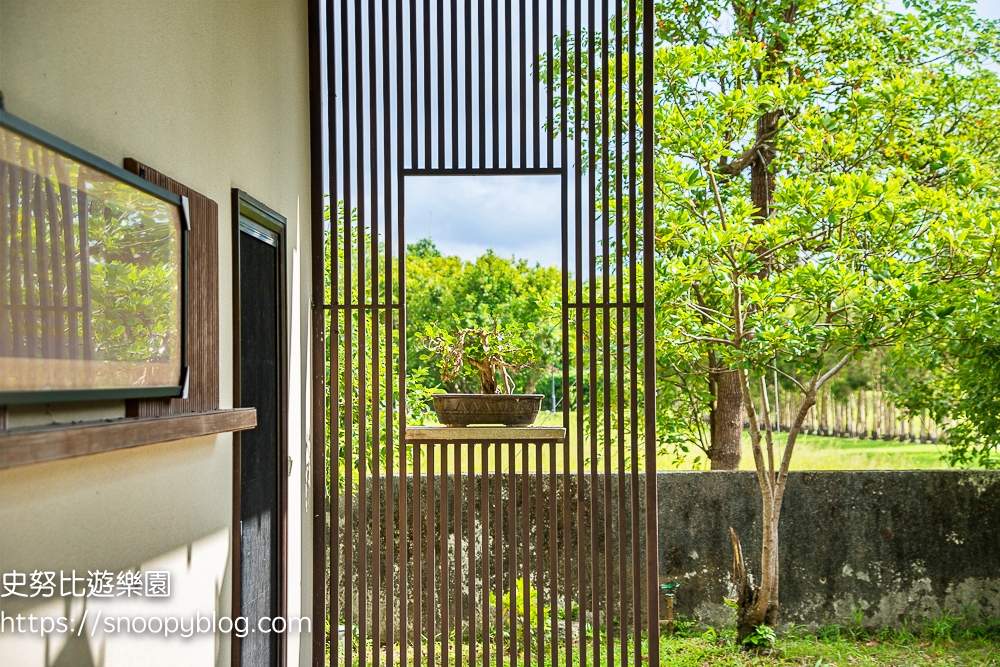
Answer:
[709,369,743,469]
[478,365,498,394]
[858,393,865,438]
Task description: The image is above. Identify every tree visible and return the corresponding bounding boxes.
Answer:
[889,288,1000,468]
[649,0,1000,640]
[419,322,539,394]
[405,239,561,394]
[546,0,1000,639]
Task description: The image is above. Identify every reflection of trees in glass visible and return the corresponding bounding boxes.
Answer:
[0,129,181,367]
[85,177,180,364]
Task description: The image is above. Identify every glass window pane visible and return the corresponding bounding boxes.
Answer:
[0,126,183,394]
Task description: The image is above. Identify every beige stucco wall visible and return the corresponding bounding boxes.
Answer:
[0,1,314,665]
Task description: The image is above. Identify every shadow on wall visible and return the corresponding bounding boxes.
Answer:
[0,435,233,667]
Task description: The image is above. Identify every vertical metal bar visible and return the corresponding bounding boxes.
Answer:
[586,0,600,662]
[356,0,370,659]
[505,0,513,168]
[441,445,450,667]
[600,0,613,661]
[531,0,540,167]
[613,0,626,661]
[520,441,530,663]
[494,441,503,667]
[411,0,420,169]
[438,444,457,667]
[573,0,587,663]
[519,0,527,167]
[340,4,355,664]
[627,3,640,662]
[480,441,490,667]
[547,0,555,169]
[396,3,410,663]
[559,1,571,666]
[451,0,459,168]
[414,438,424,667]
[382,0,396,660]
[465,0,473,168]
[438,0,446,169]
[424,0,433,169]
[310,6,328,658]
[427,443,437,667]
[468,440,476,667]
[367,0,383,659]
[326,5,340,661]
[477,0,486,169]
[535,441,544,667]
[492,0,500,169]
[453,440,463,667]
[642,0,661,660]
[548,437,558,667]
[507,439,516,667]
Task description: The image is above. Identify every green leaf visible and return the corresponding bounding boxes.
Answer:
[936,306,956,318]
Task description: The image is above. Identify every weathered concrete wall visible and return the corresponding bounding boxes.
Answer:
[656,471,1000,630]
[329,470,1000,634]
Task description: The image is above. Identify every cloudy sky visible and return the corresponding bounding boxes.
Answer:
[406,174,562,267]
[404,0,997,268]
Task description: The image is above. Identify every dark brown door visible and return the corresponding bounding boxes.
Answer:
[239,222,281,667]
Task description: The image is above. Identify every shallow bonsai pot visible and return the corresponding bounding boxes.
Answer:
[432,393,544,427]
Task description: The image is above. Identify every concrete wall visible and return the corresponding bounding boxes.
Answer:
[657,471,1000,630]
[0,2,314,665]
[332,470,1000,636]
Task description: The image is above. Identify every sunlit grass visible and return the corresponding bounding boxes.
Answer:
[328,626,1000,666]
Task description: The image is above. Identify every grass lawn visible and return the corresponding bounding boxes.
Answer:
[657,633,999,666]
[332,630,1000,666]
[737,433,951,471]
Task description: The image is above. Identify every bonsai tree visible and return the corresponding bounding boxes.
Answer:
[419,322,537,394]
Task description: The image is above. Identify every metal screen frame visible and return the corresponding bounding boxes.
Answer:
[309,0,659,664]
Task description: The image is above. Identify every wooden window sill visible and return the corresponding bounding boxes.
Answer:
[0,408,256,470]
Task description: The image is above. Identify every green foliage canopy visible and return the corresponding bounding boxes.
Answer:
[645,0,1000,463]
[405,238,561,394]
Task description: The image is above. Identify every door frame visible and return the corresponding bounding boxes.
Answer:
[232,188,288,667]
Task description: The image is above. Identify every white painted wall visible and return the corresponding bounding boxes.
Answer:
[0,1,315,665]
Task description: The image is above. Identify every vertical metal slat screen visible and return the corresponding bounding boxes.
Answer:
[317,0,659,664]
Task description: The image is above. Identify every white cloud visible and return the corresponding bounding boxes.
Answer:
[405,174,562,267]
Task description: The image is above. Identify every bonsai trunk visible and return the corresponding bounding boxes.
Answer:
[477,365,498,394]
[709,369,743,470]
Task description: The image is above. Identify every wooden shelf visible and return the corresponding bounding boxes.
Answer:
[0,408,256,470]
[405,426,567,443]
